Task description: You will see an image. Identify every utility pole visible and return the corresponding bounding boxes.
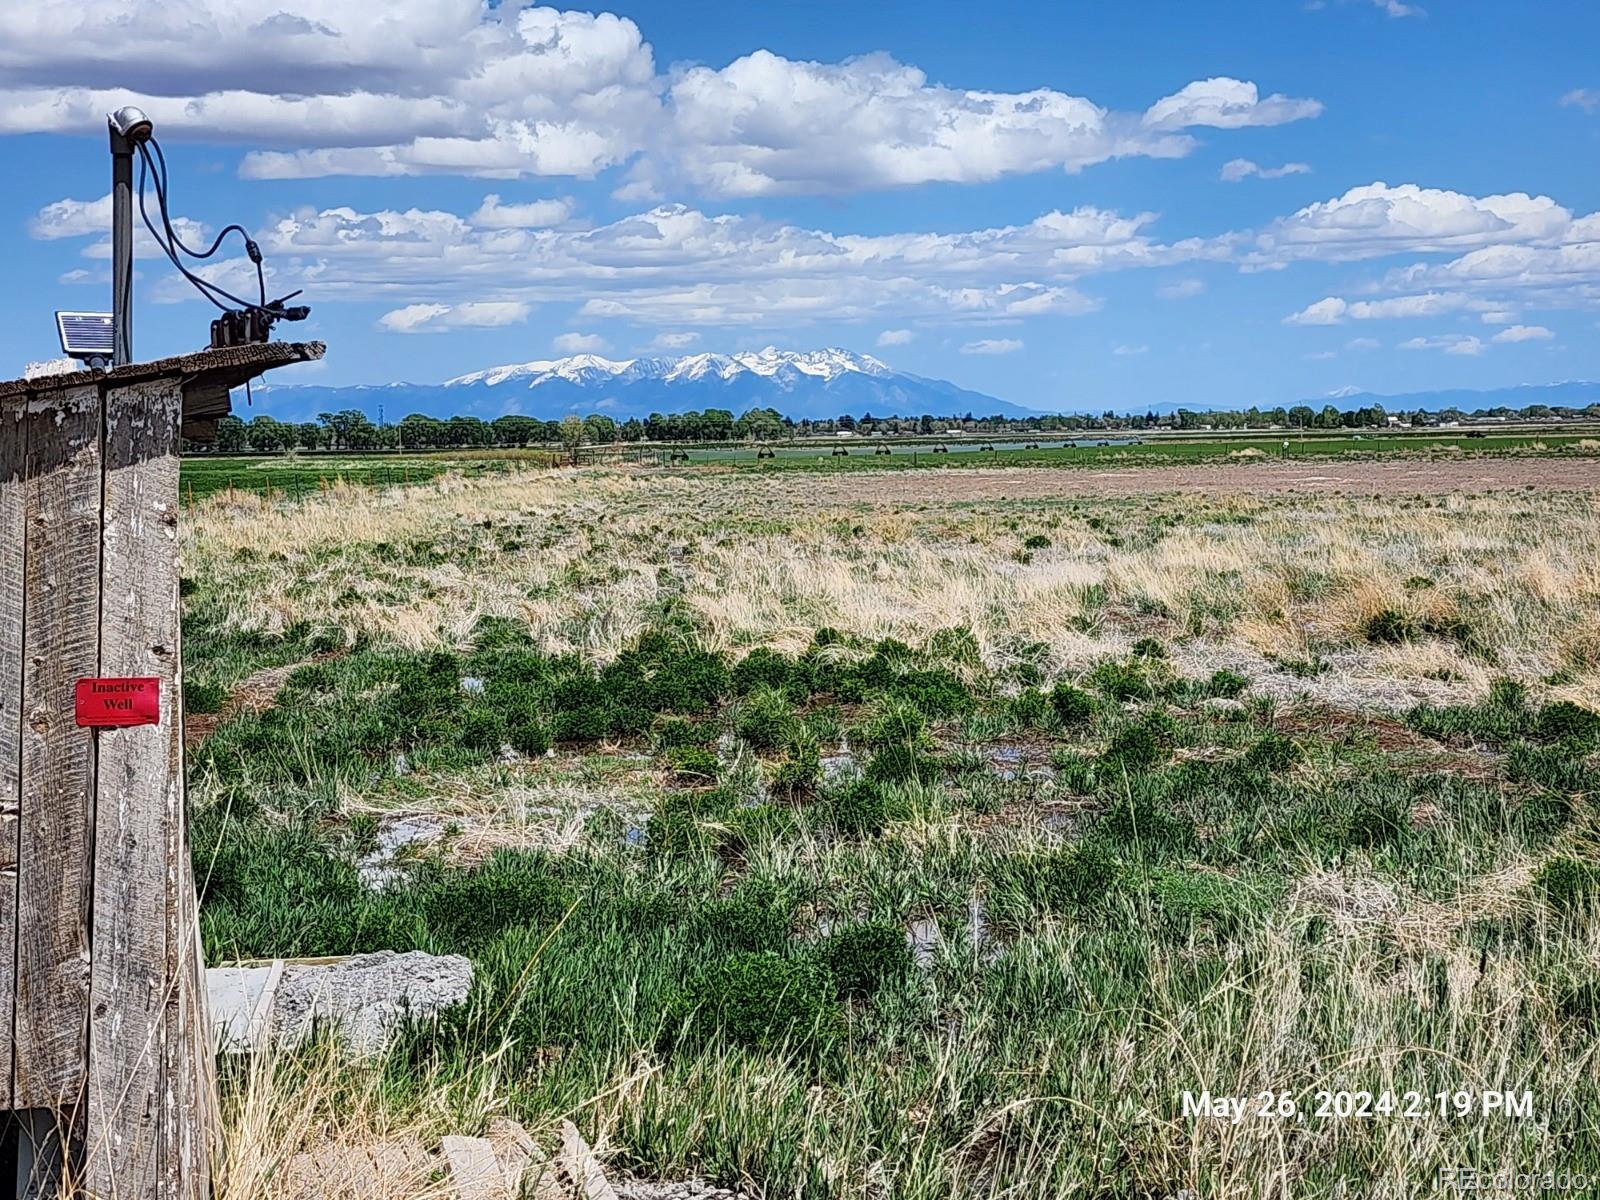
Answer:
[108,107,152,367]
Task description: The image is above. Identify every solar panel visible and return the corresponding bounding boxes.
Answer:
[56,311,115,363]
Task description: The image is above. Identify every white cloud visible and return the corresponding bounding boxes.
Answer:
[1113,343,1150,356]
[378,300,530,332]
[188,199,1211,326]
[650,51,1179,196]
[1304,350,1336,360]
[470,194,574,229]
[1285,290,1494,324]
[1560,88,1599,112]
[1252,182,1573,265]
[1306,0,1423,16]
[645,62,1319,196]
[1265,181,1600,326]
[1346,337,1381,350]
[1284,297,1348,325]
[0,5,1319,194]
[552,331,609,353]
[1220,158,1311,182]
[1399,333,1483,356]
[0,5,661,180]
[961,338,1023,355]
[650,331,700,350]
[28,191,209,259]
[1157,278,1205,299]
[876,329,915,346]
[1141,78,1322,132]
[1491,324,1554,343]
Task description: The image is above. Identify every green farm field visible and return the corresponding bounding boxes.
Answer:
[178,451,545,501]
[676,428,1600,470]
[179,427,1600,503]
[180,453,1600,1199]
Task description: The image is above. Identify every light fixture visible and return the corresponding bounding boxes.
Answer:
[56,311,115,368]
[108,106,153,145]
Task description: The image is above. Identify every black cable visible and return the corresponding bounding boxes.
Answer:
[135,138,274,314]
[151,143,268,309]
[133,134,308,344]
[136,149,249,312]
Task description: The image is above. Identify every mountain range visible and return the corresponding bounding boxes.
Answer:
[247,347,1600,424]
[252,347,1041,422]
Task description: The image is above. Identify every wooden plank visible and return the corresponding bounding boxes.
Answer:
[174,811,217,1200]
[0,388,27,1111]
[0,341,325,406]
[13,383,101,1111]
[84,380,183,1198]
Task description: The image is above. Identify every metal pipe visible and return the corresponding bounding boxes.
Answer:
[110,129,133,367]
[107,107,151,367]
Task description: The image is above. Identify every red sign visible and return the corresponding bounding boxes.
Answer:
[75,677,161,728]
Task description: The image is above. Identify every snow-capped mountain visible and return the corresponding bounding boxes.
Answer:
[444,348,894,390]
[251,347,1042,422]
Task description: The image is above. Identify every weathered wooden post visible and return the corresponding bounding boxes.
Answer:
[1,341,323,1199]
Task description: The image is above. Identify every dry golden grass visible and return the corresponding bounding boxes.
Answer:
[184,466,1600,709]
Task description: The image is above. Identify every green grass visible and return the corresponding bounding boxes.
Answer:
[178,452,528,502]
[670,429,1600,472]
[180,431,1600,499]
[182,590,1600,1194]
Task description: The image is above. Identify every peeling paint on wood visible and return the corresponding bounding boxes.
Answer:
[3,349,315,1197]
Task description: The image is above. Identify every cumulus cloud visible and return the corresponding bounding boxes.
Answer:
[1284,297,1349,325]
[0,4,1318,194]
[1268,180,1600,325]
[1220,158,1311,182]
[1142,78,1322,131]
[1287,290,1514,325]
[1559,89,1598,112]
[876,329,915,346]
[28,191,209,259]
[1347,337,1381,350]
[1157,278,1205,299]
[1252,182,1573,265]
[1113,343,1150,355]
[470,195,575,229]
[1399,333,1483,356]
[1491,324,1554,343]
[552,331,609,353]
[651,51,1169,196]
[961,338,1023,355]
[650,331,700,349]
[640,57,1317,196]
[378,300,531,332]
[122,199,1206,326]
[0,4,660,180]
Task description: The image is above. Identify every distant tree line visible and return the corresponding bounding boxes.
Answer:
[200,399,1600,455]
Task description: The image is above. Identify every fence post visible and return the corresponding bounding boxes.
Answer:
[1,341,324,1200]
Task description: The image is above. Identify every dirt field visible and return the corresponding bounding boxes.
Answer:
[781,455,1600,502]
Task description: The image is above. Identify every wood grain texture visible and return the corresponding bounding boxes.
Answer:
[0,393,27,1110]
[0,341,325,405]
[84,381,183,1197]
[14,384,101,1110]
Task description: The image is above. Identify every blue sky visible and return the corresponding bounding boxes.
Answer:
[2,0,1597,412]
